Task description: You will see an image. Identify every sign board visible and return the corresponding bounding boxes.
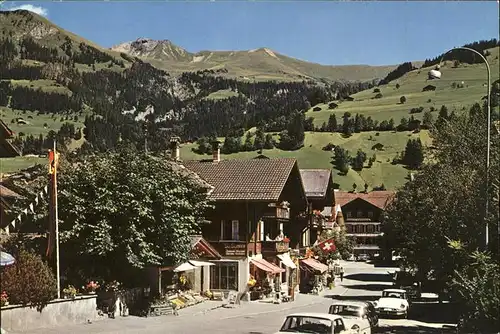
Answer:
[224,243,246,256]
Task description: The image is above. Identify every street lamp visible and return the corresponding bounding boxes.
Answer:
[428,47,492,249]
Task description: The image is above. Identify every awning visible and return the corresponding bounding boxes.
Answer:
[174,262,196,272]
[300,258,328,273]
[188,260,215,267]
[277,253,297,269]
[251,258,285,274]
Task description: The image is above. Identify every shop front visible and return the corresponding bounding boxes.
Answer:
[299,258,329,294]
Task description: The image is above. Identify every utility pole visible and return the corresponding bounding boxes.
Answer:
[47,141,61,298]
[54,140,60,299]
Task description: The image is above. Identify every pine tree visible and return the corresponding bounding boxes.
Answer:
[327,114,337,132]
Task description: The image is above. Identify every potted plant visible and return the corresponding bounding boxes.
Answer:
[85,281,100,294]
[105,280,121,292]
[1,291,9,307]
[62,285,77,299]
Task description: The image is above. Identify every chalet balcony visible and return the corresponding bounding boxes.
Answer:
[345,218,377,222]
[261,204,290,221]
[206,240,290,257]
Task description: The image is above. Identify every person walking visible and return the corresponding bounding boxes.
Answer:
[340,266,345,282]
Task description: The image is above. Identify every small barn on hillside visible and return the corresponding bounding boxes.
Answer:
[422,85,436,92]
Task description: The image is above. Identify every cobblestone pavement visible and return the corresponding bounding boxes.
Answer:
[8,262,457,334]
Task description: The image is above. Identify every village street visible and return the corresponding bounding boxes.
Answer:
[14,262,457,334]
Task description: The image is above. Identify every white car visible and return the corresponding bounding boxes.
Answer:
[275,312,357,334]
[375,289,410,318]
[328,301,378,334]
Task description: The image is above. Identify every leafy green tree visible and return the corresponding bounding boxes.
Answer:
[402,138,424,169]
[422,110,434,129]
[254,127,265,150]
[381,102,499,290]
[57,149,213,284]
[450,249,500,332]
[352,149,367,171]
[327,114,337,132]
[342,112,354,136]
[242,132,254,152]
[333,146,351,175]
[0,249,57,310]
[222,135,241,154]
[263,133,274,149]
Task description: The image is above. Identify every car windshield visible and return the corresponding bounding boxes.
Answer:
[280,316,333,333]
[382,291,404,299]
[329,305,362,317]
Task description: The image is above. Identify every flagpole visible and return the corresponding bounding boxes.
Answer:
[53,140,61,299]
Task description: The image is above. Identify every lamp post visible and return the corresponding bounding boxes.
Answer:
[428,47,491,249]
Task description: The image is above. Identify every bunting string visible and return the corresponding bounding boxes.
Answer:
[1,184,49,235]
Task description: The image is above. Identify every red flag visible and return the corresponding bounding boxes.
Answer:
[317,238,336,253]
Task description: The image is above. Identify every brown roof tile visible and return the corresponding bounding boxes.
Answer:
[300,169,332,198]
[334,191,395,210]
[182,158,298,201]
[0,184,22,199]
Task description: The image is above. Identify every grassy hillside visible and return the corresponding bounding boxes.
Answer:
[307,47,500,126]
[179,130,431,191]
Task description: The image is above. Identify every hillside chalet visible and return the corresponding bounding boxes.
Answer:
[179,141,308,297]
[422,85,436,92]
[0,120,21,158]
[334,190,395,257]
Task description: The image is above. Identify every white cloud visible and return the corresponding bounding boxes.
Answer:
[5,4,49,17]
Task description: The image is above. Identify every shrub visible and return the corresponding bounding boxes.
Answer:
[374,93,383,99]
[0,250,57,309]
[373,88,380,93]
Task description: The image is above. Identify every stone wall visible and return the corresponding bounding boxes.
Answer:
[0,295,99,333]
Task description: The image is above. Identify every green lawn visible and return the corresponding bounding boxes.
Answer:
[306,47,500,126]
[204,89,241,100]
[8,79,72,95]
[1,107,85,137]
[1,156,46,174]
[179,130,431,191]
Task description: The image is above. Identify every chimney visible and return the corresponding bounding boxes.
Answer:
[169,136,180,161]
[211,140,221,163]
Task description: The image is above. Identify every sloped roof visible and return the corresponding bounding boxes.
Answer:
[334,191,395,210]
[0,184,22,199]
[0,120,14,138]
[182,158,300,201]
[189,235,222,259]
[299,169,332,198]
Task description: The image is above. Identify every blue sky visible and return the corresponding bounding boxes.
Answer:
[2,1,499,66]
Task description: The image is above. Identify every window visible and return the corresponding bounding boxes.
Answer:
[356,210,363,218]
[281,263,286,283]
[346,211,352,218]
[221,220,239,240]
[367,211,374,218]
[210,262,238,290]
[366,225,375,233]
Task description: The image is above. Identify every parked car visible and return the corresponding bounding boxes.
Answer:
[357,254,369,262]
[375,289,410,318]
[328,300,378,334]
[275,312,357,334]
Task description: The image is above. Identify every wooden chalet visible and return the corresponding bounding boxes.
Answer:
[299,169,335,245]
[0,184,22,229]
[422,84,437,92]
[0,120,21,158]
[181,141,308,295]
[334,190,395,257]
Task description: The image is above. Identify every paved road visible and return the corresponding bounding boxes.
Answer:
[11,262,457,334]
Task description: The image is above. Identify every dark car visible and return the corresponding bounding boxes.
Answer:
[328,300,379,332]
